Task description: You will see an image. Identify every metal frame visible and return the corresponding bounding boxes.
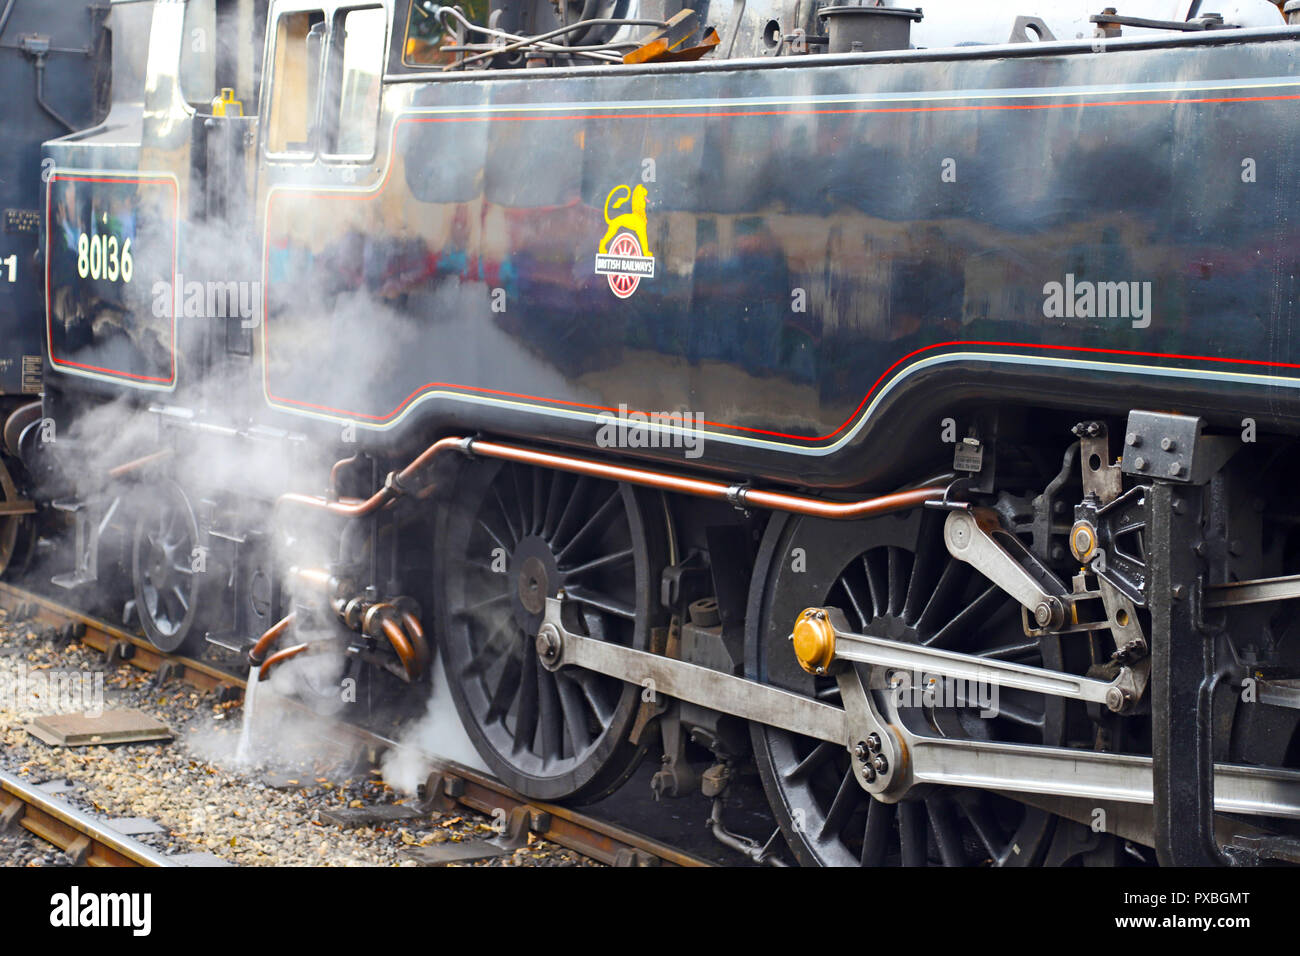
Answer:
[1148,479,1228,864]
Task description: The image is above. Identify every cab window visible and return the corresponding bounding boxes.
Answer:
[325,7,386,157]
[266,9,326,154]
[179,0,217,107]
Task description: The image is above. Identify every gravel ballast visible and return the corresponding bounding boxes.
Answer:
[0,606,595,867]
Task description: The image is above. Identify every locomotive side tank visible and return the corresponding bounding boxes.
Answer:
[259,20,1300,487]
[41,0,1300,491]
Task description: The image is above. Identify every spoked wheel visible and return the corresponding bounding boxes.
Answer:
[132,480,210,654]
[0,455,33,579]
[748,506,1068,866]
[435,458,665,803]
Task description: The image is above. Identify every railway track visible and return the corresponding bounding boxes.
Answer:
[0,767,175,867]
[0,581,711,868]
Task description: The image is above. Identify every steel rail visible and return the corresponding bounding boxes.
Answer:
[0,767,175,867]
[0,581,242,696]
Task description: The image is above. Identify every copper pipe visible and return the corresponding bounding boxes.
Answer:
[467,439,948,519]
[278,490,388,519]
[740,485,945,519]
[258,643,308,681]
[108,448,173,479]
[279,572,429,680]
[399,610,429,672]
[470,439,728,498]
[378,616,418,682]
[284,433,945,524]
[247,612,295,667]
[329,453,365,499]
[292,434,946,522]
[393,435,470,485]
[279,436,469,519]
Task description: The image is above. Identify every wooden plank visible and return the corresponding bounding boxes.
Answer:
[26,709,173,747]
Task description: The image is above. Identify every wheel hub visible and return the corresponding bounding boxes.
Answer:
[132,481,205,654]
[149,540,176,587]
[511,535,561,634]
[792,608,837,675]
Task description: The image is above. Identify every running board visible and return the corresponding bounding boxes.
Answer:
[539,597,1300,820]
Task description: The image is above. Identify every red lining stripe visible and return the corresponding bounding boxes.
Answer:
[394,92,1300,124]
[45,174,178,385]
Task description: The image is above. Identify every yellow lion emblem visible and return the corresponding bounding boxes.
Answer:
[598,184,652,257]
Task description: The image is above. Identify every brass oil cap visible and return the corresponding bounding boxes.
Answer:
[1069,520,1097,563]
[792,608,837,675]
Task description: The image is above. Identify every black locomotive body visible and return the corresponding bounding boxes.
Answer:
[45,7,1300,486]
[14,0,1300,866]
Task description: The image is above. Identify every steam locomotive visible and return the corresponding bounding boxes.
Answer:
[5,0,1300,866]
